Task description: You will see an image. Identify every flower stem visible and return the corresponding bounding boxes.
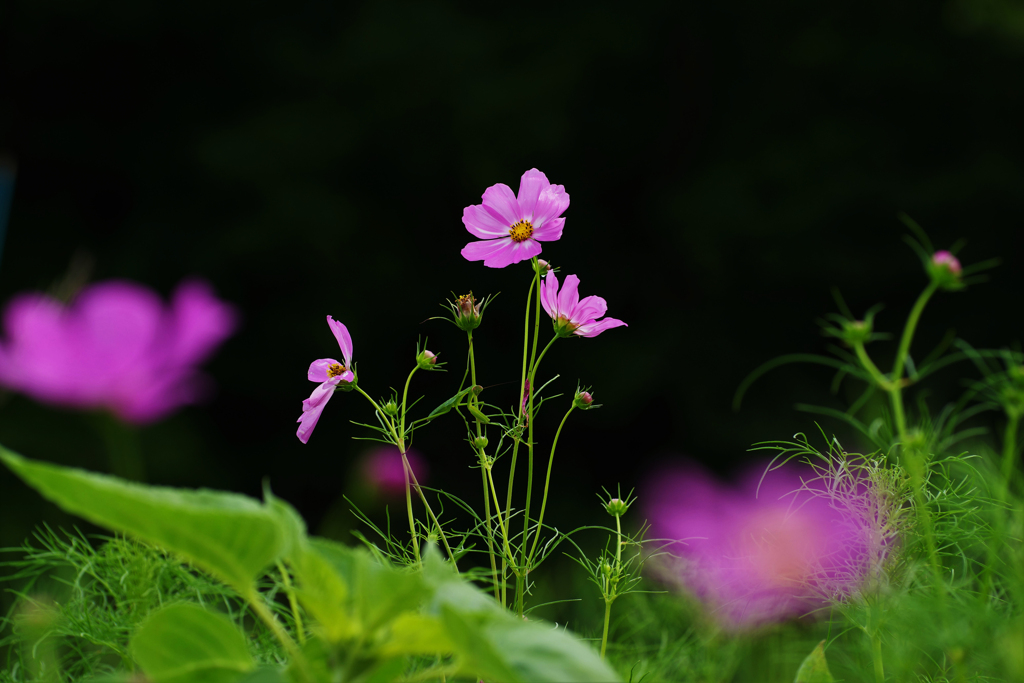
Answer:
[871,630,885,683]
[276,561,305,645]
[1000,411,1020,495]
[247,588,311,683]
[527,403,574,565]
[468,331,500,600]
[600,599,612,660]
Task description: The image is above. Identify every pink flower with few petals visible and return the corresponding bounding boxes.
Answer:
[540,271,627,338]
[0,279,236,423]
[297,316,355,444]
[461,168,569,268]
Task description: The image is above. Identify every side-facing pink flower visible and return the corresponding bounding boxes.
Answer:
[297,316,355,444]
[461,168,569,268]
[540,270,627,338]
[0,279,236,423]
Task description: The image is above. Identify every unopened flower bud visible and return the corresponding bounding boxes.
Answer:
[473,436,489,450]
[536,259,551,277]
[574,390,596,410]
[383,400,399,417]
[451,291,489,332]
[605,497,630,517]
[416,349,438,370]
[927,250,965,291]
[842,319,872,345]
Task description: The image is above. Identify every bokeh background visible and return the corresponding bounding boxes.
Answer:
[1,0,1023,574]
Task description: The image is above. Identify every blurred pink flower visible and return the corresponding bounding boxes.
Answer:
[297,316,355,444]
[540,271,627,338]
[644,460,880,629]
[931,250,962,275]
[461,168,569,268]
[361,446,428,497]
[0,279,236,423]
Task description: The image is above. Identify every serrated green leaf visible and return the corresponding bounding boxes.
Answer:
[794,641,835,683]
[132,603,254,683]
[0,447,287,594]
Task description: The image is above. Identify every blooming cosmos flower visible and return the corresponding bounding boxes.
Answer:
[461,168,569,268]
[297,316,355,444]
[644,460,888,629]
[0,279,236,423]
[540,271,626,338]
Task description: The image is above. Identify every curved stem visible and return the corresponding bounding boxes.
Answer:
[891,281,939,393]
[276,561,305,645]
[600,599,612,660]
[247,589,312,683]
[527,403,574,564]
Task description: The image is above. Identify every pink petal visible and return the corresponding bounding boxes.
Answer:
[575,317,627,338]
[571,295,608,324]
[532,216,564,242]
[308,378,340,408]
[557,274,581,318]
[327,316,353,367]
[167,280,238,367]
[463,204,513,239]
[532,184,570,226]
[541,270,560,318]
[462,238,513,264]
[296,392,332,444]
[481,183,521,225]
[496,238,542,268]
[516,169,550,220]
[308,358,340,382]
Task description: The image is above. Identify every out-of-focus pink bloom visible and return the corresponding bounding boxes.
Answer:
[461,168,569,268]
[297,316,355,444]
[932,250,962,275]
[361,446,428,497]
[644,460,881,629]
[540,271,627,338]
[0,279,236,423]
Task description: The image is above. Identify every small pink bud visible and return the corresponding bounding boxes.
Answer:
[932,250,962,275]
[573,390,597,410]
[536,259,551,277]
[416,348,439,369]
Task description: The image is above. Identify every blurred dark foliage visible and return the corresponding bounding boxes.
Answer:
[0,0,1022,558]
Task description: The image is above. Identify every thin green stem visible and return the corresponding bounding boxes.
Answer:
[527,403,574,564]
[468,330,500,600]
[404,451,458,567]
[485,464,517,567]
[600,599,612,660]
[276,561,305,645]
[871,630,884,683]
[400,365,418,439]
[247,589,312,683]
[981,411,1021,602]
[891,281,939,394]
[615,513,623,568]
[521,336,558,561]
[1000,412,1020,495]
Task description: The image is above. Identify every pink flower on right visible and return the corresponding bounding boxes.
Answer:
[644,460,889,629]
[540,271,626,338]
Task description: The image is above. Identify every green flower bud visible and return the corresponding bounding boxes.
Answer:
[416,349,438,370]
[535,259,551,277]
[927,250,965,291]
[383,400,399,417]
[604,497,630,517]
[574,390,597,410]
[473,436,489,450]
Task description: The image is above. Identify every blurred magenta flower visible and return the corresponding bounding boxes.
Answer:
[931,250,962,275]
[297,316,355,444]
[461,168,569,268]
[644,460,881,629]
[540,271,627,338]
[0,279,236,423]
[361,446,428,497]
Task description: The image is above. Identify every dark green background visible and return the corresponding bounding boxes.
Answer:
[1,1,1022,554]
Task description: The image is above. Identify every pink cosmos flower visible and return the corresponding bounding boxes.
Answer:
[461,168,569,268]
[540,271,627,338]
[0,279,237,423]
[296,316,355,444]
[361,446,428,497]
[644,460,886,629]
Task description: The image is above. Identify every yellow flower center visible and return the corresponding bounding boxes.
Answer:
[508,220,534,243]
[327,363,347,379]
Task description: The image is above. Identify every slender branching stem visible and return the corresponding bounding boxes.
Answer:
[600,599,613,660]
[468,330,500,599]
[527,403,574,564]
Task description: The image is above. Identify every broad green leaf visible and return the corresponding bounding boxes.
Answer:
[131,603,254,683]
[291,542,354,642]
[310,538,428,633]
[794,641,835,683]
[378,613,454,656]
[422,550,620,683]
[0,447,287,593]
[235,667,288,683]
[426,387,474,419]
